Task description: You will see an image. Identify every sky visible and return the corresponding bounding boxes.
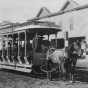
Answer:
[0,0,88,23]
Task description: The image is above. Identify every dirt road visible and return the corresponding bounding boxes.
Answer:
[0,68,87,88]
[0,58,88,88]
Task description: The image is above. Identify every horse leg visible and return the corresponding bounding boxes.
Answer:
[71,56,77,81]
[65,58,73,81]
[69,60,76,82]
[60,62,66,80]
[56,64,61,80]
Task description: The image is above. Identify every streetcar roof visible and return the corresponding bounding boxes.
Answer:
[15,21,61,35]
[0,21,61,35]
[28,28,60,35]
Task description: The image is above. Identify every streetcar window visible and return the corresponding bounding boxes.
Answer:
[35,38,50,53]
[13,33,18,57]
[19,32,25,63]
[51,39,64,49]
[8,34,13,62]
[3,35,7,55]
[19,32,25,56]
[0,40,2,61]
[2,35,8,62]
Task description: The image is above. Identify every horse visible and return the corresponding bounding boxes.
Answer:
[46,48,66,80]
[46,42,82,81]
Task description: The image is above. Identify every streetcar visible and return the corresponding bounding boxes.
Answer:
[0,21,65,73]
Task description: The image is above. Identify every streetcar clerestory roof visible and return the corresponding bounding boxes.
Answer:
[27,27,61,36]
[0,21,61,36]
[20,21,61,36]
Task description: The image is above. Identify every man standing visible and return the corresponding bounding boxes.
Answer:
[68,41,79,81]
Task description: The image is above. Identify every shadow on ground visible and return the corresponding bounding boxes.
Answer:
[74,67,88,83]
[1,66,88,83]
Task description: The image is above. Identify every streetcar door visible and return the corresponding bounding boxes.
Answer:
[32,34,50,66]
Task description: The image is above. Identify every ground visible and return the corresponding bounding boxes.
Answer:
[0,57,88,88]
[0,70,88,88]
